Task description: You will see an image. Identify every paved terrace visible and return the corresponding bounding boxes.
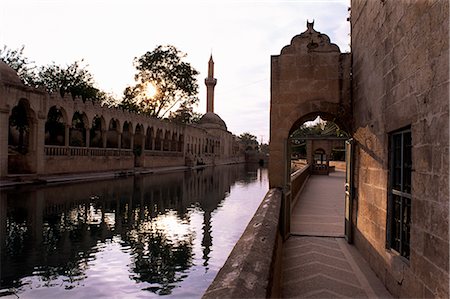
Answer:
[281,172,392,298]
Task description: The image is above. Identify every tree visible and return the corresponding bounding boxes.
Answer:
[36,60,104,102]
[0,45,37,86]
[168,101,202,124]
[9,101,29,153]
[239,132,259,151]
[120,45,199,118]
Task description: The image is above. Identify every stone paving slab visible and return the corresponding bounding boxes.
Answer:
[290,172,346,237]
[282,172,392,298]
[281,236,392,298]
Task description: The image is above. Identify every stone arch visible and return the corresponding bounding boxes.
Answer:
[90,115,105,148]
[269,22,351,188]
[171,132,178,152]
[70,111,88,147]
[106,118,120,148]
[121,121,133,149]
[178,134,184,152]
[163,130,171,151]
[8,98,36,174]
[155,128,163,151]
[45,106,67,146]
[134,124,144,152]
[145,126,154,150]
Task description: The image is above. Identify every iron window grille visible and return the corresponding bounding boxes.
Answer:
[387,127,412,259]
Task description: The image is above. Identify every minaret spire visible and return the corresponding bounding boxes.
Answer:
[205,54,217,113]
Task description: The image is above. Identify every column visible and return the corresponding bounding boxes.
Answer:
[130,134,134,150]
[65,125,70,147]
[35,116,46,174]
[102,130,107,148]
[85,127,90,148]
[0,109,9,177]
[118,133,122,149]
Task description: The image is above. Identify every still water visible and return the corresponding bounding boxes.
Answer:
[0,164,268,298]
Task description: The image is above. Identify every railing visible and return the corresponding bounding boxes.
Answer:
[45,146,133,157]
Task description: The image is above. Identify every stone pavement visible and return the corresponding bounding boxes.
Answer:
[281,172,392,298]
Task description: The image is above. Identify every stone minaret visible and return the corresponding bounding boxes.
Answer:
[205,55,217,113]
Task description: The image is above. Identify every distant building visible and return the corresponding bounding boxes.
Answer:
[0,56,244,178]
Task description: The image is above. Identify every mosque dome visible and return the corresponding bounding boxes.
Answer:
[0,61,22,85]
[199,112,227,130]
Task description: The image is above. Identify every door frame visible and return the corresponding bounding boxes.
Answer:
[344,138,354,243]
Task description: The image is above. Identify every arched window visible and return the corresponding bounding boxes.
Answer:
[9,99,32,154]
[70,112,87,147]
[45,106,66,146]
[106,119,119,148]
[90,115,104,148]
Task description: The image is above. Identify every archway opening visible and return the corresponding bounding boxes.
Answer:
[90,115,104,148]
[122,122,132,149]
[134,124,144,154]
[288,113,351,238]
[69,112,87,147]
[8,99,35,174]
[106,119,119,148]
[45,106,66,146]
[289,115,349,175]
[9,100,31,154]
[145,127,154,150]
[155,129,162,151]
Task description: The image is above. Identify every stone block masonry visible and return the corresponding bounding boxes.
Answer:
[351,0,449,297]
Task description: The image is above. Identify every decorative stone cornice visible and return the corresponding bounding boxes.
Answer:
[280,21,341,55]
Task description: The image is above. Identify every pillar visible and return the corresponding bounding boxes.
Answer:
[35,116,46,174]
[0,108,9,177]
[65,125,70,147]
[102,130,107,148]
[130,134,134,150]
[85,128,90,148]
[118,133,122,149]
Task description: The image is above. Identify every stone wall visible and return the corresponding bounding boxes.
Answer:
[269,23,351,188]
[0,64,244,178]
[203,188,283,298]
[351,0,449,297]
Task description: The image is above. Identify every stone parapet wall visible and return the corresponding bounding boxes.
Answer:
[290,164,310,209]
[203,188,283,298]
[142,153,185,169]
[45,155,134,174]
[351,0,449,297]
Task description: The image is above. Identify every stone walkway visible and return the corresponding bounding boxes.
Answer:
[281,172,392,298]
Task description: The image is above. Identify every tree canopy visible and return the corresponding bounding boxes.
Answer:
[239,132,259,150]
[290,119,348,139]
[0,45,112,103]
[0,45,37,86]
[120,45,199,119]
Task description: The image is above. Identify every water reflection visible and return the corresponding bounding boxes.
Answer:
[1,164,268,298]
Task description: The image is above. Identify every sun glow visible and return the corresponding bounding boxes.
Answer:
[144,82,158,98]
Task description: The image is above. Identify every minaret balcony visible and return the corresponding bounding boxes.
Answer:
[205,78,217,85]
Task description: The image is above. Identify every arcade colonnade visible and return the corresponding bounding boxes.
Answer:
[0,62,240,177]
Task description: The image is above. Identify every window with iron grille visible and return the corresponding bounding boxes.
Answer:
[388,127,412,259]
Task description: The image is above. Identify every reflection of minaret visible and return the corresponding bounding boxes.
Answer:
[205,55,217,113]
[201,210,212,270]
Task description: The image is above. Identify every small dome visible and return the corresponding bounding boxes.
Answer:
[199,112,227,130]
[0,61,22,85]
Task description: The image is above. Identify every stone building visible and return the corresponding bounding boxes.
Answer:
[0,56,244,178]
[270,1,448,297]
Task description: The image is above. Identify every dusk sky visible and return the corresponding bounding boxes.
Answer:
[1,0,350,143]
